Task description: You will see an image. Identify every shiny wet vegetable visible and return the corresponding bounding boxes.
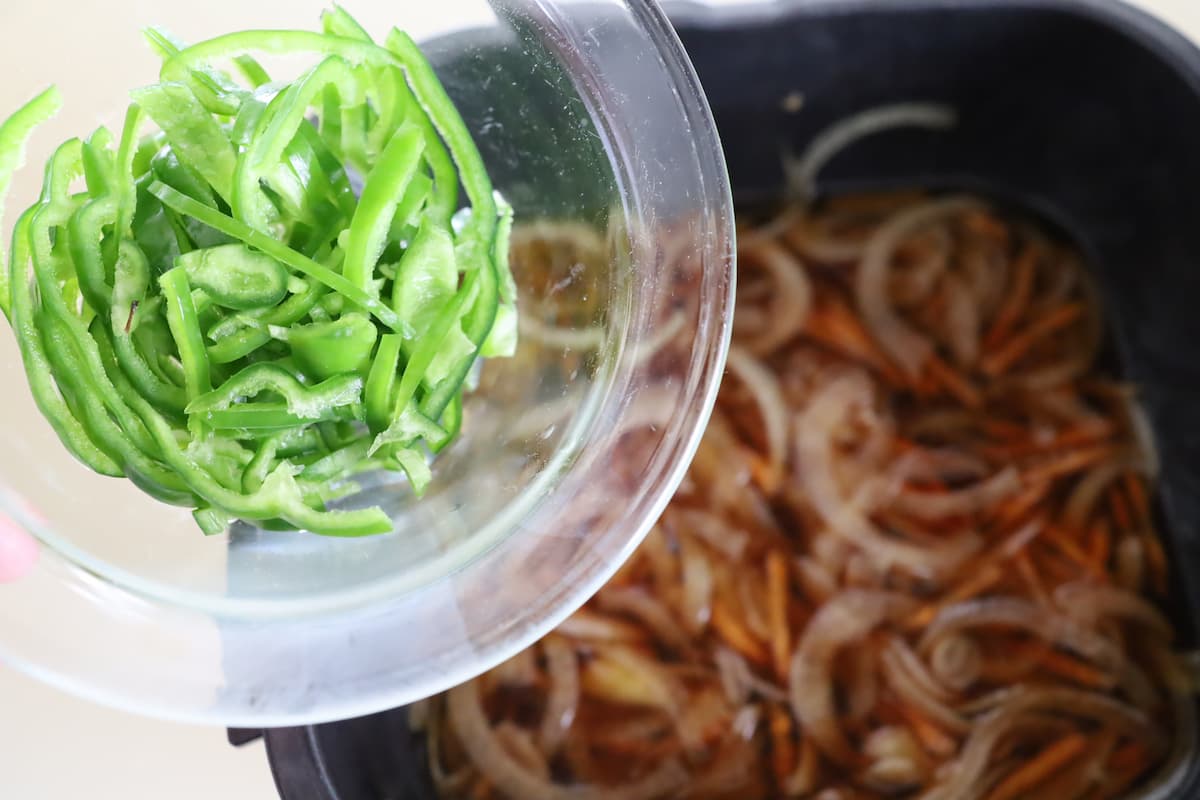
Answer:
[0,7,517,536]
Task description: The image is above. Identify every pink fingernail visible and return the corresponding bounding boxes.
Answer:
[0,515,38,582]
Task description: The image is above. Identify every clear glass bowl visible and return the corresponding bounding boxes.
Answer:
[0,0,733,724]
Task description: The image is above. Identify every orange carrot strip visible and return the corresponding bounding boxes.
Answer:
[1022,444,1114,485]
[1043,525,1099,574]
[892,700,958,757]
[925,353,983,408]
[984,418,1030,441]
[711,597,771,666]
[982,423,1113,460]
[1108,485,1134,532]
[1039,649,1112,689]
[907,563,1004,629]
[1123,473,1152,525]
[1015,551,1050,607]
[982,302,1085,377]
[766,550,791,683]
[1108,742,1150,773]
[985,733,1089,800]
[989,480,1052,531]
[1143,532,1169,597]
[804,298,907,386]
[963,210,1011,243]
[1088,518,1111,572]
[769,704,796,787]
[750,455,781,496]
[983,245,1038,351]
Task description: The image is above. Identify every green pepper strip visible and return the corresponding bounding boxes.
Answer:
[128,391,390,535]
[10,209,122,475]
[29,145,188,462]
[233,55,272,88]
[343,124,424,292]
[39,311,194,506]
[159,266,213,401]
[378,268,481,448]
[234,56,363,232]
[199,403,360,434]
[242,434,281,493]
[420,232,501,419]
[80,128,115,196]
[178,243,289,311]
[131,83,237,204]
[0,87,61,319]
[112,106,143,256]
[149,181,414,336]
[143,27,248,118]
[364,333,401,433]
[187,362,362,419]
[25,144,201,500]
[299,438,374,483]
[429,390,462,455]
[67,196,118,314]
[160,30,488,228]
[292,122,357,220]
[111,241,189,414]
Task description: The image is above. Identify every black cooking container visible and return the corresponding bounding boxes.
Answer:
[242,0,1200,796]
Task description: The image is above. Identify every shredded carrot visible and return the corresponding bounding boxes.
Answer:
[750,455,782,496]
[925,353,983,408]
[983,245,1038,351]
[984,733,1089,800]
[1143,531,1169,596]
[1043,525,1102,577]
[982,422,1113,459]
[1108,485,1134,532]
[988,480,1052,531]
[983,418,1029,441]
[907,563,1004,629]
[1038,648,1112,688]
[766,550,791,683]
[768,704,796,786]
[1022,444,1115,485]
[1015,551,1050,607]
[892,700,958,758]
[1087,518,1111,572]
[982,302,1085,377]
[962,210,1010,243]
[804,298,907,385]
[710,597,771,666]
[1123,473,1151,525]
[1109,741,1150,773]
[1056,422,1114,449]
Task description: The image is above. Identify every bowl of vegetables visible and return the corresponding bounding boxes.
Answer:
[0,0,734,725]
[251,0,1200,797]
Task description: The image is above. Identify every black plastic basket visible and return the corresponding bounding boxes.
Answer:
[244,1,1200,796]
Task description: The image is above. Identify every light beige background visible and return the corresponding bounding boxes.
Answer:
[0,0,1196,797]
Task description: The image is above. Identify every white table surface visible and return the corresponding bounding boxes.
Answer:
[1,0,1197,797]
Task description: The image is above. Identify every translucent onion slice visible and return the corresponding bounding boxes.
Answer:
[448,679,690,800]
[856,197,984,376]
[918,597,1125,674]
[796,372,981,577]
[735,239,812,356]
[789,590,917,765]
[1053,582,1174,640]
[538,636,580,755]
[725,345,789,491]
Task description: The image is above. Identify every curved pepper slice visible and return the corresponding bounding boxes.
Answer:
[178,243,290,310]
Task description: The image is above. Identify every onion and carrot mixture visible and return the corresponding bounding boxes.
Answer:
[419,192,1190,800]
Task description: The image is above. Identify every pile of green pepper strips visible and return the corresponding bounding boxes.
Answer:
[0,7,517,537]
